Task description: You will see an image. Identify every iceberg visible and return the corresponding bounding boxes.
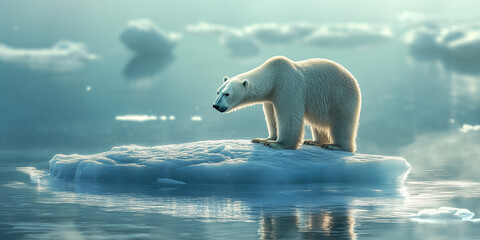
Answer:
[49,140,410,185]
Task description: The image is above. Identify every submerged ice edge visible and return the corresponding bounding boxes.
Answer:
[16,167,48,185]
[411,207,480,223]
[47,140,411,185]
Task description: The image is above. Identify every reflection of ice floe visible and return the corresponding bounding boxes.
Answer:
[412,207,480,223]
[123,53,174,83]
[49,140,410,184]
[17,164,405,227]
[115,115,158,122]
[123,53,174,79]
[18,169,405,223]
[120,19,178,84]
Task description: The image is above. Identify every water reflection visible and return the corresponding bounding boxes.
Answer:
[115,115,158,122]
[404,50,480,130]
[260,209,356,239]
[9,166,480,239]
[123,53,174,83]
[408,49,480,76]
[31,179,408,238]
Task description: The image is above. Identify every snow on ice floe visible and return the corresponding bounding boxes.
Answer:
[48,140,410,185]
[412,207,480,223]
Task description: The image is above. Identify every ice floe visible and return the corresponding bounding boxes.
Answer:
[0,40,97,73]
[412,207,480,223]
[120,19,181,54]
[48,140,410,185]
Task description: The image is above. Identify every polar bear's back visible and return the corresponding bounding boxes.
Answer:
[294,58,360,105]
[296,58,359,92]
[291,58,361,131]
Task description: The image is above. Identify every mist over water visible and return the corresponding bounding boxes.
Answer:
[1,0,480,239]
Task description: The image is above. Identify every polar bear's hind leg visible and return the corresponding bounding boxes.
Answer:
[303,126,331,146]
[328,117,356,153]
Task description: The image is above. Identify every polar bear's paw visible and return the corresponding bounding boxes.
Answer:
[252,138,276,144]
[263,141,296,150]
[321,144,343,151]
[252,138,268,144]
[303,140,325,146]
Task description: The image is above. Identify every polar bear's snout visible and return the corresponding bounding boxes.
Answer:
[213,95,228,112]
[213,104,227,112]
[212,104,227,112]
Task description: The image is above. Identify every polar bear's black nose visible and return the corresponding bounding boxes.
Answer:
[213,104,219,110]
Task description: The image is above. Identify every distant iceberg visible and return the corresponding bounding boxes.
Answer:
[49,140,410,185]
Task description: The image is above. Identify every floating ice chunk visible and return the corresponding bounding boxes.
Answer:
[304,24,393,48]
[120,19,181,54]
[17,167,47,185]
[219,32,260,58]
[445,31,480,61]
[459,124,480,133]
[49,140,410,185]
[403,26,440,53]
[0,40,97,73]
[404,24,480,62]
[243,22,317,44]
[397,11,428,24]
[412,207,480,223]
[185,22,231,35]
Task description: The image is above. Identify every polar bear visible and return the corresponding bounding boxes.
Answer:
[213,56,361,153]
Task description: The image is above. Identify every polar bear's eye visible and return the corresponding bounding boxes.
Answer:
[224,93,230,96]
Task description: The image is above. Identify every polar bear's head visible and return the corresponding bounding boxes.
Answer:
[213,76,249,113]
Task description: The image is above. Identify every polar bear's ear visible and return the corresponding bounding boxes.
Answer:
[223,76,229,82]
[242,79,249,88]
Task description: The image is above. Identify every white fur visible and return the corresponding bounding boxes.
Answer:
[214,56,361,152]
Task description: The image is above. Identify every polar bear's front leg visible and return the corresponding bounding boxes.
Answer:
[252,103,277,144]
[263,103,304,150]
